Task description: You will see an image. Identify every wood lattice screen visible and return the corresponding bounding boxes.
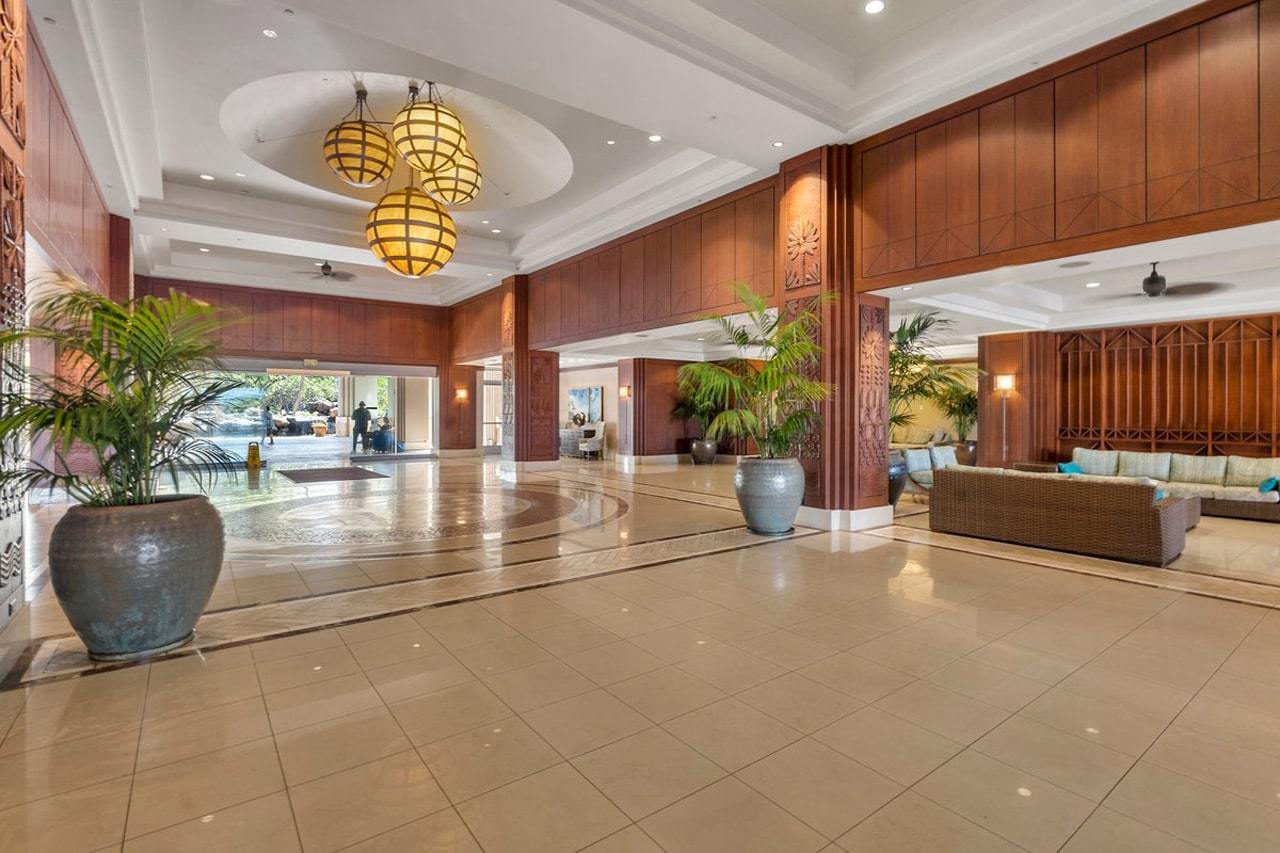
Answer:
[1057,315,1280,457]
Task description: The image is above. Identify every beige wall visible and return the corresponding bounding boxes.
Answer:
[893,362,979,445]
[400,377,433,450]
[559,366,619,455]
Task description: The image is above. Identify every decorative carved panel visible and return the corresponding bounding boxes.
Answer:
[500,352,515,461]
[855,301,889,506]
[1055,315,1279,456]
[0,0,23,147]
[0,146,21,624]
[784,221,821,290]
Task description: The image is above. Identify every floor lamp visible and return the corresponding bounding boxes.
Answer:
[995,374,1015,464]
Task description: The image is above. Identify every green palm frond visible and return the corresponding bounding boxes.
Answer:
[676,282,833,459]
[0,273,243,506]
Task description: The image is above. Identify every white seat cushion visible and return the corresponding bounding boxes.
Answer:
[1224,455,1280,488]
[1071,448,1119,476]
[910,469,934,487]
[1162,482,1220,501]
[1169,453,1227,486]
[1118,451,1172,481]
[1214,485,1280,504]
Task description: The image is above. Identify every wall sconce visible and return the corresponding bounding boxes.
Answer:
[454,387,469,402]
[994,374,1015,464]
[619,385,632,400]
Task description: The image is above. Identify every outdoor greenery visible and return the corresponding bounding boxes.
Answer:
[0,277,241,505]
[676,282,832,459]
[216,372,338,416]
[936,382,979,441]
[888,311,973,437]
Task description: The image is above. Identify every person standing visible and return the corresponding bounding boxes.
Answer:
[351,401,372,452]
[261,405,274,446]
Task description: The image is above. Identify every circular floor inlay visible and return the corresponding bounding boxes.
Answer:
[220,485,579,545]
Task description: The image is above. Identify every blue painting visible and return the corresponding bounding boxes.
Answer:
[568,386,603,423]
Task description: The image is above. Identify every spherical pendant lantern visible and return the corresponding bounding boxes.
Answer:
[391,83,468,175]
[323,120,395,187]
[420,149,482,205]
[365,186,457,278]
[322,89,395,187]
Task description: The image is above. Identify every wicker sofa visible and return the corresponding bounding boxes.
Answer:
[930,465,1196,566]
[1065,448,1280,522]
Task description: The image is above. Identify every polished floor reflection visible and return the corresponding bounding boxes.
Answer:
[2,459,1279,851]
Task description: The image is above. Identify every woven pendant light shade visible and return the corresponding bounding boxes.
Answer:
[391,96,468,175]
[421,149,482,205]
[322,119,396,187]
[365,186,457,278]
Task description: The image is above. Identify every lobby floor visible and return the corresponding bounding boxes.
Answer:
[2,459,1279,851]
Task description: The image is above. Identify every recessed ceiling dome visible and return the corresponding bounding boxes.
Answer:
[220,71,573,210]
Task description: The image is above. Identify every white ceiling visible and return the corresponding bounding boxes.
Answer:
[888,221,1280,359]
[32,0,1201,306]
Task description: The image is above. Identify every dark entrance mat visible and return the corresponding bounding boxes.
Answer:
[277,467,389,484]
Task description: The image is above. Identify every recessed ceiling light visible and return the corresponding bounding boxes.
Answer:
[487,273,495,277]
[902,286,913,291]
[648,134,663,142]
[606,140,616,145]
[234,172,246,178]
[198,247,211,253]
[314,261,324,266]
[490,228,502,234]
[865,0,885,13]
[160,226,168,232]
[199,174,215,181]
[1085,281,1101,288]
[481,219,490,224]
[772,141,784,148]
[262,28,278,38]
[697,337,705,342]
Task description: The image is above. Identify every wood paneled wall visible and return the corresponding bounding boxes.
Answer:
[526,179,776,349]
[448,287,503,363]
[617,358,697,457]
[135,277,448,366]
[856,0,1280,291]
[25,21,110,292]
[979,314,1280,464]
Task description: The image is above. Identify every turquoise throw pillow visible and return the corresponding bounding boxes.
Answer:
[1058,461,1084,474]
[1260,477,1278,493]
[1155,489,1166,500]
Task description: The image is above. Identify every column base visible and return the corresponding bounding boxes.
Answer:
[795,504,894,532]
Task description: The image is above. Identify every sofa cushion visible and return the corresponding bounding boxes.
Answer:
[909,469,934,487]
[1169,453,1228,485]
[1162,481,1220,501]
[1058,461,1084,474]
[1224,455,1280,487]
[1069,473,1158,487]
[904,448,932,473]
[1118,451,1172,481]
[1214,485,1280,504]
[1071,448,1119,476]
[929,445,958,469]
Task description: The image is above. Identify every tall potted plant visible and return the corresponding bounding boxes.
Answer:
[937,383,979,464]
[672,384,721,464]
[0,279,241,660]
[887,311,971,503]
[678,284,832,534]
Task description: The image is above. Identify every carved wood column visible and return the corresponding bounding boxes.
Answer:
[779,145,890,518]
[499,275,559,462]
[0,0,25,628]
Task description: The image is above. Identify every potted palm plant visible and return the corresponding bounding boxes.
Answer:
[677,283,832,534]
[887,311,971,504]
[937,383,979,465]
[0,278,241,660]
[671,384,721,464]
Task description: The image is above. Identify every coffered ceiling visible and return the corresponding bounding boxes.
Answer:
[32,0,1200,306]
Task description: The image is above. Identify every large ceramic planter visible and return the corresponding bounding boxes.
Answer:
[734,457,805,535]
[887,451,910,506]
[690,439,719,465]
[48,495,224,661]
[953,440,978,466]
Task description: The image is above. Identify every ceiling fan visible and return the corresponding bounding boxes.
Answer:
[1101,262,1230,299]
[294,261,355,282]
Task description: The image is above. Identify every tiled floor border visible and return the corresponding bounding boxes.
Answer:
[867,524,1280,610]
[6,525,824,689]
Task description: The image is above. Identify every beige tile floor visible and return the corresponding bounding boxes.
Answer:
[6,459,1280,851]
[3,525,1280,850]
